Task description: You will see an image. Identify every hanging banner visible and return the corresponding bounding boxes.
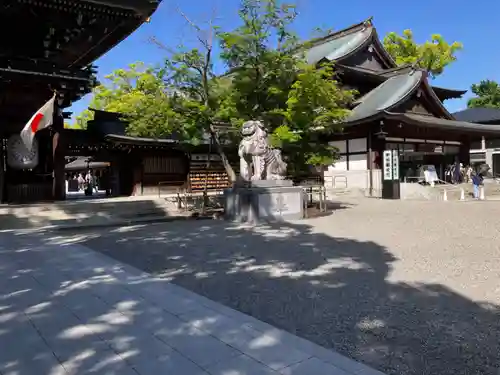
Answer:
[383,150,392,180]
[392,149,399,180]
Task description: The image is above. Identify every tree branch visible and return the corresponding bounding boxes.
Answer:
[148,36,176,55]
[177,7,211,51]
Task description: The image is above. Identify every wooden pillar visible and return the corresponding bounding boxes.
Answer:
[0,138,4,203]
[459,138,471,166]
[367,130,373,197]
[110,161,120,196]
[132,162,142,196]
[52,98,66,200]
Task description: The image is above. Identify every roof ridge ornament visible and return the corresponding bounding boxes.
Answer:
[362,16,374,30]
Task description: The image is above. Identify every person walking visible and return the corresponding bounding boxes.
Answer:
[92,173,99,193]
[77,173,85,191]
[471,172,483,199]
[465,165,473,183]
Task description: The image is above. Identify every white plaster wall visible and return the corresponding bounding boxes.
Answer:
[348,138,367,153]
[486,150,494,169]
[348,153,368,170]
[328,140,347,154]
[328,155,347,171]
[323,169,382,197]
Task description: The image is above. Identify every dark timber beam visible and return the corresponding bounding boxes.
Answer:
[82,0,160,15]
[0,140,4,203]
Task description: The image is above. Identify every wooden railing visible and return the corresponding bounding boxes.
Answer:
[324,175,348,189]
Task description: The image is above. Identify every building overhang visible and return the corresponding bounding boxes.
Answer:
[83,0,160,15]
[104,134,179,147]
[344,111,500,137]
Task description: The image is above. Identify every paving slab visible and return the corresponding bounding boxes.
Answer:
[55,200,500,375]
[0,236,386,375]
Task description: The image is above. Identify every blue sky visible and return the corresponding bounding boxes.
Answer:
[69,0,497,120]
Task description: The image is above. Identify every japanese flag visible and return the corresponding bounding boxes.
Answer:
[20,94,56,149]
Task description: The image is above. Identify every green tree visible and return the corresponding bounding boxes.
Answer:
[218,0,354,170]
[76,0,355,175]
[75,62,184,139]
[151,9,238,184]
[467,80,500,108]
[383,29,463,78]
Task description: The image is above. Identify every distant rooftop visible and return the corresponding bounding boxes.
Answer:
[452,108,500,124]
[303,17,396,68]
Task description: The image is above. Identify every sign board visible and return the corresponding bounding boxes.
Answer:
[191,154,222,161]
[383,150,393,180]
[420,164,438,184]
[392,150,399,180]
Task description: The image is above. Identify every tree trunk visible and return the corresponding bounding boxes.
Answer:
[209,125,237,184]
[201,136,212,214]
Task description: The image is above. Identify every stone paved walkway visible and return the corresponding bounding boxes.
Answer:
[0,236,385,375]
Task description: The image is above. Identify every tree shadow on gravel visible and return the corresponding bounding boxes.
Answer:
[8,218,500,375]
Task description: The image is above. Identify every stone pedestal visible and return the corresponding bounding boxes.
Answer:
[224,183,304,223]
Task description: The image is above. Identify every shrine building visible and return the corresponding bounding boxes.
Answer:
[0,0,238,204]
[3,9,500,203]
[305,18,500,197]
[0,0,163,203]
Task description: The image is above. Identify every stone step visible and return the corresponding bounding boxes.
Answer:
[325,188,366,199]
[0,196,184,230]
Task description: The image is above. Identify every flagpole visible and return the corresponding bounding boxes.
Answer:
[51,92,66,201]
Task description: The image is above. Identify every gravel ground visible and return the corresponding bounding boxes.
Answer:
[42,198,500,375]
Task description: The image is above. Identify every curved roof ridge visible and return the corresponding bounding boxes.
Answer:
[369,28,398,69]
[346,70,423,123]
[377,64,414,76]
[420,76,454,119]
[336,64,467,100]
[305,25,374,65]
[306,17,374,49]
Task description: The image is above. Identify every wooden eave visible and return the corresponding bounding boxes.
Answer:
[104,134,179,147]
[342,111,500,140]
[1,0,161,68]
[365,29,398,69]
[63,128,180,150]
[82,0,160,15]
[419,78,454,119]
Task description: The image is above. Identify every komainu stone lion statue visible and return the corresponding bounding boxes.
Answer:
[238,120,287,181]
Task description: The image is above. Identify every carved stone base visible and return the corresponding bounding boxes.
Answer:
[233,179,293,189]
[224,185,304,223]
[248,180,293,188]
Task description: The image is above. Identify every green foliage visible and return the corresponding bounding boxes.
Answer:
[217,0,353,170]
[467,80,500,109]
[64,122,80,129]
[158,24,238,182]
[74,109,94,129]
[163,49,218,145]
[75,62,185,139]
[383,29,463,78]
[75,0,354,173]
